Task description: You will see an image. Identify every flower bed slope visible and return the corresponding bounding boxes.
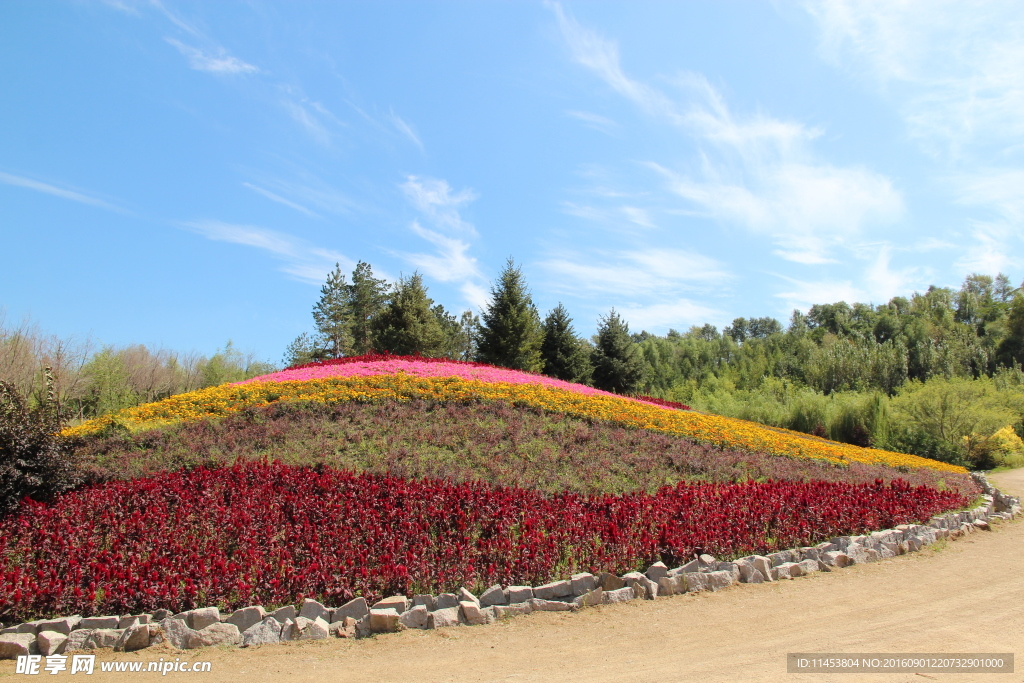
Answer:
[0,461,969,624]
[75,400,975,496]
[63,356,966,475]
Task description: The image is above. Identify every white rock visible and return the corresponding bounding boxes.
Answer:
[705,570,737,591]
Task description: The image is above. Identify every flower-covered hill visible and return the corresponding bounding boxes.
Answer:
[65,354,972,495]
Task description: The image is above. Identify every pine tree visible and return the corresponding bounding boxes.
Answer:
[371,273,448,356]
[540,303,593,384]
[312,263,351,358]
[282,332,323,368]
[349,261,389,355]
[476,258,544,371]
[591,309,646,394]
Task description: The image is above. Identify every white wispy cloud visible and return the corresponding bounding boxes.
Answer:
[565,110,618,134]
[181,219,355,284]
[242,183,319,218]
[280,100,333,146]
[955,222,1020,276]
[165,38,259,74]
[0,171,126,213]
[541,247,731,299]
[399,221,482,283]
[805,0,1024,159]
[400,175,478,236]
[397,175,487,310]
[150,0,202,37]
[773,275,865,311]
[549,2,903,265]
[614,300,724,334]
[388,109,424,152]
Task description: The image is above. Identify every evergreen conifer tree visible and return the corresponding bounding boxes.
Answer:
[371,273,447,356]
[540,303,593,384]
[349,261,389,355]
[312,263,351,358]
[591,309,646,394]
[476,258,544,371]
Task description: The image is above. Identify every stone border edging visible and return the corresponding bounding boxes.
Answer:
[1,472,1020,659]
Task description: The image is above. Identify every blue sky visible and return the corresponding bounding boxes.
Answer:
[3,1,1023,363]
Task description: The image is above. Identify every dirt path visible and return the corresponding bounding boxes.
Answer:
[5,469,1022,683]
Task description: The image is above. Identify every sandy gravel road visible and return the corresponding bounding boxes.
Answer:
[4,469,1022,683]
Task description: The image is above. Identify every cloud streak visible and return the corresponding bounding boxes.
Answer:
[0,171,127,213]
[242,183,319,218]
[549,2,904,265]
[165,38,259,74]
[181,219,354,284]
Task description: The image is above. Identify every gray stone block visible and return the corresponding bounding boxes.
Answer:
[601,587,636,604]
[426,607,460,629]
[399,606,429,630]
[114,624,150,652]
[290,616,329,641]
[479,585,506,607]
[331,598,367,622]
[528,598,575,612]
[570,573,598,595]
[227,606,267,634]
[533,580,572,600]
[644,562,669,583]
[505,586,533,604]
[80,616,120,630]
[241,617,283,646]
[298,599,329,622]
[0,633,38,658]
[434,593,460,610]
[368,608,401,633]
[493,603,533,619]
[36,630,67,656]
[37,616,81,635]
[269,605,297,623]
[412,594,436,611]
[186,623,241,649]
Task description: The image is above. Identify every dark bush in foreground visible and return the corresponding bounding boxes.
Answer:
[0,375,79,516]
